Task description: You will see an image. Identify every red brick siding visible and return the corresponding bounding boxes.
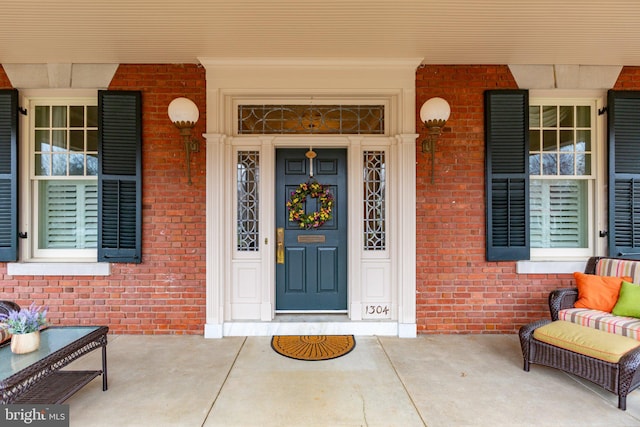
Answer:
[415,65,575,333]
[0,66,11,88]
[614,66,640,88]
[0,64,207,335]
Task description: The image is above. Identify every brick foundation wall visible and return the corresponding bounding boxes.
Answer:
[0,64,207,334]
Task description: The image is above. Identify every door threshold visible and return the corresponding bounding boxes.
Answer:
[274,313,349,322]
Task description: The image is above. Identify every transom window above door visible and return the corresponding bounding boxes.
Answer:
[237,105,385,135]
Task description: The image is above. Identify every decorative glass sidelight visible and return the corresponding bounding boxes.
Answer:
[237,151,260,251]
[363,151,386,250]
[238,105,385,134]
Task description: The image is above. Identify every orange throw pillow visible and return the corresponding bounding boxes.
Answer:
[573,272,633,312]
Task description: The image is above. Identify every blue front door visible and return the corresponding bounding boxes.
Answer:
[275,148,347,310]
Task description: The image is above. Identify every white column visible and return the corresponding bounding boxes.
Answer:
[348,136,363,320]
[261,137,276,321]
[204,133,227,338]
[396,133,418,338]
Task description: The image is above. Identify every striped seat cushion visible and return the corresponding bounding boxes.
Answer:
[559,308,640,340]
[0,328,10,345]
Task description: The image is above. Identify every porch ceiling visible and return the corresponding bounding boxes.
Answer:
[1,0,639,66]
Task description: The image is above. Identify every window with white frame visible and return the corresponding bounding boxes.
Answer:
[28,98,98,260]
[528,100,596,258]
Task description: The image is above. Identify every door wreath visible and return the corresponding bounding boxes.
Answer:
[286,181,334,229]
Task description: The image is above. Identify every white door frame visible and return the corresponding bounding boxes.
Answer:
[200,58,420,338]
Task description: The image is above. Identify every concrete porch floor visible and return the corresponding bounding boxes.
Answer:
[63,334,640,427]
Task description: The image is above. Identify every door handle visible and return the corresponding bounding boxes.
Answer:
[276,227,285,264]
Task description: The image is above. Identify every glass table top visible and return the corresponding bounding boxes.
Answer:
[0,326,103,381]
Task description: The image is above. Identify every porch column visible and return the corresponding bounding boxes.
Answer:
[397,133,419,338]
[204,132,227,338]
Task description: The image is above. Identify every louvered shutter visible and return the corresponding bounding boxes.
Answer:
[98,91,142,263]
[608,90,640,259]
[0,89,18,262]
[485,90,530,261]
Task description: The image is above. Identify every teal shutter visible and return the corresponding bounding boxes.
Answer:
[485,90,530,261]
[608,90,640,259]
[0,89,19,262]
[98,91,142,263]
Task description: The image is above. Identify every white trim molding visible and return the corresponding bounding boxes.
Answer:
[201,58,421,338]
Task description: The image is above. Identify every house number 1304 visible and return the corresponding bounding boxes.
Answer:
[364,305,390,318]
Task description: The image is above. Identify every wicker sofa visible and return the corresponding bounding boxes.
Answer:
[0,300,20,345]
[520,257,640,410]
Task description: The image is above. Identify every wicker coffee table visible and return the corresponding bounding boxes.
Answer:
[0,326,108,404]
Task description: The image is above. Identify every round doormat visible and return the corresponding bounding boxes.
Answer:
[271,335,356,361]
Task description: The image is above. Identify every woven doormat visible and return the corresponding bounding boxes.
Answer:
[271,335,356,361]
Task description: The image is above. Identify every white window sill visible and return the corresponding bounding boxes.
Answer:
[7,262,111,276]
[516,260,588,275]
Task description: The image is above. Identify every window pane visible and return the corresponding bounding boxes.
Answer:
[86,106,98,127]
[529,106,540,127]
[237,151,260,251]
[35,130,50,152]
[576,130,591,151]
[35,154,50,176]
[87,153,98,176]
[559,106,574,127]
[529,153,541,175]
[52,130,66,150]
[576,106,590,127]
[542,106,557,127]
[577,153,591,175]
[559,130,573,151]
[543,153,557,175]
[529,130,540,152]
[86,130,98,151]
[35,106,49,127]
[69,106,84,127]
[52,106,67,127]
[51,153,67,176]
[530,179,587,248]
[69,154,85,176]
[363,151,386,250]
[238,105,385,134]
[543,130,556,151]
[70,130,84,151]
[559,153,574,175]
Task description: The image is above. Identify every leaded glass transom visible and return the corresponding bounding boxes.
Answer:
[238,105,384,134]
[363,151,386,250]
[237,151,260,251]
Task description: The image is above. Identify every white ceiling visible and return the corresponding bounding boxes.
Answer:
[2,0,640,66]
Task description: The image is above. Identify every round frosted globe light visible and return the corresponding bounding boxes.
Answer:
[420,97,451,123]
[168,97,199,124]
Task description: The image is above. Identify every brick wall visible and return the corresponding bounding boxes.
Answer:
[415,65,575,333]
[0,64,207,334]
[614,66,640,88]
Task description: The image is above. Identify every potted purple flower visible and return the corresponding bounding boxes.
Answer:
[0,303,48,354]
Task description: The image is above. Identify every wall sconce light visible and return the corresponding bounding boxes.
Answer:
[420,97,451,183]
[168,97,200,185]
